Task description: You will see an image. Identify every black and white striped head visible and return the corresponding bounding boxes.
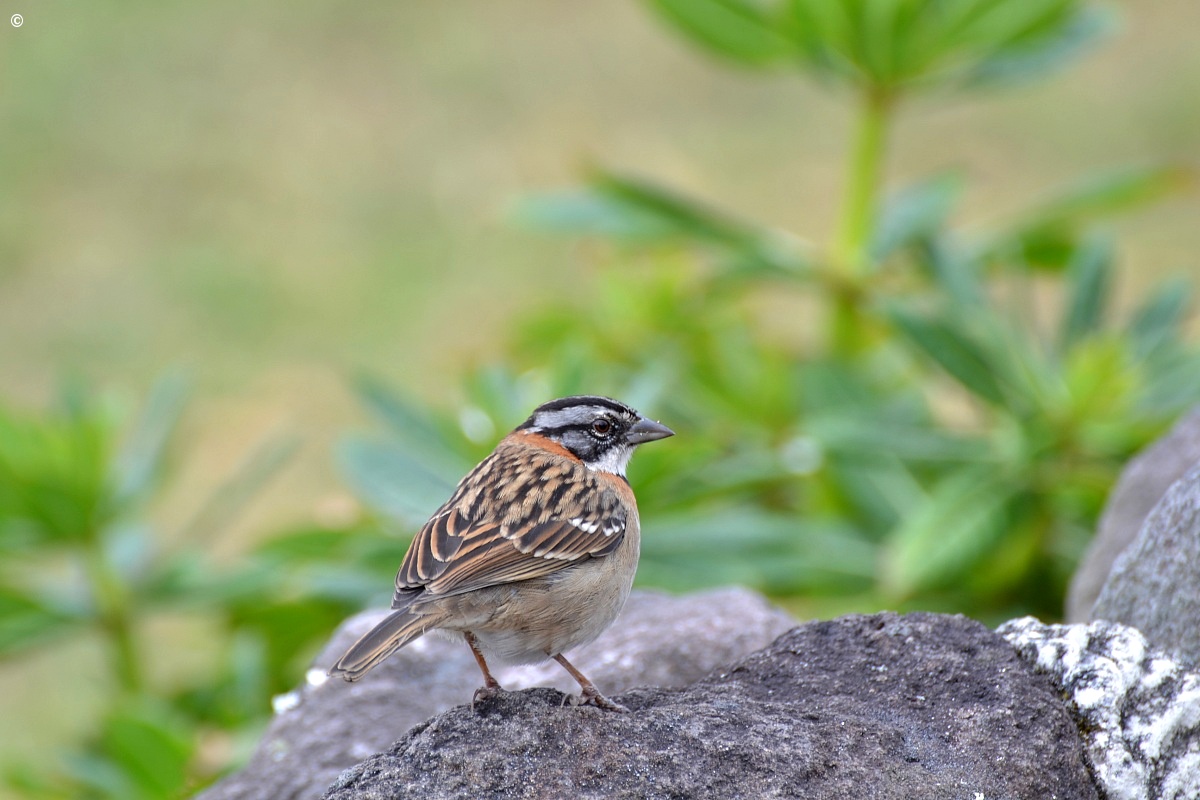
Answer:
[517,395,674,476]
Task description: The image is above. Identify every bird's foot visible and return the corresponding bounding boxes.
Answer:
[573,686,629,713]
[470,682,504,711]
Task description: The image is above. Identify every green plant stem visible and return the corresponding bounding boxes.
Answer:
[831,87,894,354]
[83,542,142,695]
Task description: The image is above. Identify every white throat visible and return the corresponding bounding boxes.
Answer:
[586,444,635,477]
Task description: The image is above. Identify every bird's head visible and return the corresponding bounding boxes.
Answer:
[518,395,674,476]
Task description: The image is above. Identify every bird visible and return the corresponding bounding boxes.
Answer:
[328,395,674,712]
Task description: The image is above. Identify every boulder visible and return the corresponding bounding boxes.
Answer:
[999,617,1200,800]
[196,587,794,800]
[1067,408,1200,622]
[1091,461,1200,665]
[323,613,1096,800]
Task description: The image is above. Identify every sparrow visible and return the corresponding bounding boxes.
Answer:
[329,395,674,712]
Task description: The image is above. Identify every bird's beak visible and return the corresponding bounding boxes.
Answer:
[626,417,675,445]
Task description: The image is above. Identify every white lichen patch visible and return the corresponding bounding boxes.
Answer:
[1144,657,1178,691]
[997,617,1200,800]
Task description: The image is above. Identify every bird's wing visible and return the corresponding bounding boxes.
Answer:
[392,444,628,602]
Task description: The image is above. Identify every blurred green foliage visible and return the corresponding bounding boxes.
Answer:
[0,376,407,797]
[2,0,1199,797]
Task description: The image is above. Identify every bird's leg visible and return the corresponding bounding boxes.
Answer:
[552,653,629,713]
[464,631,503,709]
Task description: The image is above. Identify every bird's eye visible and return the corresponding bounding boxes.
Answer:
[591,418,613,436]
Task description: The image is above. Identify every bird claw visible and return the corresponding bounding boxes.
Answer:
[575,688,629,713]
[471,683,503,711]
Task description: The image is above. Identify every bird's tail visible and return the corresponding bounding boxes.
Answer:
[327,609,435,681]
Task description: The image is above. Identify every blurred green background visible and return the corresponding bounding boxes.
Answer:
[2,0,1200,797]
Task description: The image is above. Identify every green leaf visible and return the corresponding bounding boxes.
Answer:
[821,455,921,537]
[870,172,962,261]
[1035,164,1193,225]
[1137,349,1200,418]
[853,0,906,84]
[969,4,1108,86]
[882,468,1018,598]
[807,412,987,463]
[178,430,298,544]
[337,438,457,526]
[351,374,469,477]
[1059,235,1112,351]
[0,587,79,654]
[781,0,1105,94]
[61,753,132,799]
[137,552,279,609]
[112,370,189,509]
[647,0,795,66]
[1129,278,1190,358]
[591,171,762,246]
[1061,337,1137,438]
[600,170,816,272]
[231,596,354,681]
[458,365,555,445]
[783,0,856,83]
[226,629,270,723]
[516,188,677,241]
[640,510,876,594]
[983,165,1194,270]
[250,526,380,564]
[517,172,812,277]
[96,702,191,800]
[888,307,1008,406]
[914,236,984,305]
[965,5,1113,87]
[0,399,113,546]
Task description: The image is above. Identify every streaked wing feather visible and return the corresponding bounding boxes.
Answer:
[512,519,626,559]
[425,541,569,595]
[395,508,470,593]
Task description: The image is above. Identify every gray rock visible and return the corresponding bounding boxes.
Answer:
[197,587,794,800]
[1091,462,1200,665]
[1067,408,1200,622]
[323,612,1096,800]
[999,617,1200,800]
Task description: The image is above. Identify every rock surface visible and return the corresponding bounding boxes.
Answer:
[196,588,794,800]
[323,613,1097,800]
[1067,407,1200,622]
[1091,462,1200,666]
[999,617,1200,800]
